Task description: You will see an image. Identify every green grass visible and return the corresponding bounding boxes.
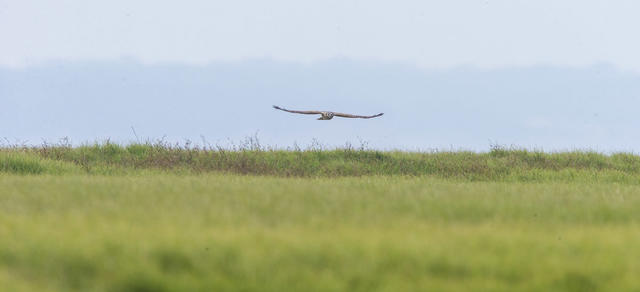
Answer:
[2,144,640,291]
[2,174,640,291]
[2,143,640,182]
[0,152,79,175]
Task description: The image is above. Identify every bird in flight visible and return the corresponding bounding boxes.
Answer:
[273,105,384,120]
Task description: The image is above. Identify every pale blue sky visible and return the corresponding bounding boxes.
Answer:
[2,0,640,70]
[1,1,640,151]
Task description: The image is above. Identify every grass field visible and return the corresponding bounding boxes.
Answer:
[2,145,640,291]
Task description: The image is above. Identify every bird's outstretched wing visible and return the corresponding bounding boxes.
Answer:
[333,112,384,119]
[273,105,322,115]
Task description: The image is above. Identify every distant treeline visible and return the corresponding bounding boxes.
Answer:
[1,142,640,182]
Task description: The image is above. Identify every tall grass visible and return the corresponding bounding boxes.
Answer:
[0,151,79,175]
[2,175,640,291]
[3,140,640,291]
[1,141,640,181]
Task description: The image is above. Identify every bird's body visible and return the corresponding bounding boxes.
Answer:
[317,111,335,120]
[273,105,383,120]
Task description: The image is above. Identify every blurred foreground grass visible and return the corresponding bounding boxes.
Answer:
[2,174,640,291]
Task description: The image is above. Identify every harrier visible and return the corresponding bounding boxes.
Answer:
[273,105,384,120]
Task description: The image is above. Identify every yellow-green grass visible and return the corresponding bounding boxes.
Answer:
[4,144,640,182]
[2,174,640,291]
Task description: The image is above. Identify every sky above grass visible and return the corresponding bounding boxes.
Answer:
[2,0,640,69]
[1,1,639,151]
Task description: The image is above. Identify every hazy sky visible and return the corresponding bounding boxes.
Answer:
[2,1,640,151]
[2,0,640,70]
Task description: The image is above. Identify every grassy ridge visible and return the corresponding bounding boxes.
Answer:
[2,175,640,291]
[3,144,640,291]
[2,143,640,181]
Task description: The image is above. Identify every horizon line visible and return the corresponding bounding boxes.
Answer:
[0,57,633,73]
